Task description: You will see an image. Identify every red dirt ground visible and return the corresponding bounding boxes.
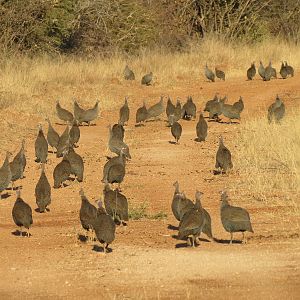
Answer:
[0,75,300,299]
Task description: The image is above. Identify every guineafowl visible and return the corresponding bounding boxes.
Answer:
[182,96,196,120]
[35,124,48,163]
[79,188,98,241]
[268,95,285,124]
[93,200,116,253]
[285,61,294,77]
[258,61,265,79]
[123,65,135,80]
[215,67,225,81]
[171,181,184,221]
[56,100,74,123]
[106,162,125,190]
[112,123,125,142]
[247,62,256,80]
[166,97,175,118]
[136,101,148,125]
[10,139,26,189]
[56,125,69,158]
[169,116,182,144]
[119,97,130,126]
[146,96,164,120]
[232,96,244,113]
[194,191,213,240]
[141,72,153,85]
[209,97,226,121]
[177,192,196,221]
[35,163,51,213]
[204,64,215,82]
[174,99,182,122]
[204,94,218,113]
[280,62,288,79]
[0,152,12,199]
[102,149,126,183]
[53,150,71,188]
[12,189,33,237]
[215,136,233,173]
[79,101,100,126]
[196,113,208,142]
[178,194,205,247]
[103,184,129,225]
[69,120,80,148]
[65,147,84,182]
[219,101,241,123]
[108,125,131,159]
[220,191,253,244]
[46,118,59,153]
[264,61,276,81]
[73,100,85,124]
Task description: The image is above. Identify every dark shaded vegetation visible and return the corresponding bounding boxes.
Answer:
[0,0,299,56]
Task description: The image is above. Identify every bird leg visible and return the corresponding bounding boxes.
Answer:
[242,232,247,244]
[19,226,23,236]
[27,228,30,238]
[230,232,233,244]
[11,181,15,191]
[187,237,192,247]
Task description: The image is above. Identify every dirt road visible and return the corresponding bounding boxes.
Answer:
[0,76,299,299]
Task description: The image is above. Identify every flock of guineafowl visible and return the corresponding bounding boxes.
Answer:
[1,61,292,253]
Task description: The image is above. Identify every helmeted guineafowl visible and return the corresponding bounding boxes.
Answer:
[215,136,233,173]
[10,139,26,189]
[215,67,225,81]
[108,125,131,159]
[79,188,98,241]
[247,62,256,80]
[35,163,51,213]
[169,115,182,144]
[205,64,215,82]
[56,125,69,158]
[232,96,244,113]
[53,150,71,188]
[178,193,205,247]
[123,65,135,80]
[258,61,265,79]
[141,72,153,86]
[102,149,126,183]
[12,189,33,237]
[136,101,148,125]
[146,96,164,120]
[196,113,208,142]
[35,124,48,163]
[93,200,116,253]
[182,96,196,120]
[56,100,74,123]
[119,97,130,126]
[280,62,288,79]
[69,120,80,148]
[112,123,125,142]
[0,151,12,199]
[103,184,129,225]
[220,191,253,244]
[65,146,84,182]
[46,118,59,153]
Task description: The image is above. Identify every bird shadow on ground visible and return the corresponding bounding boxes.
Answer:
[175,242,190,248]
[194,138,204,143]
[218,120,240,125]
[134,124,145,127]
[215,238,242,244]
[6,186,23,191]
[92,245,113,253]
[1,193,11,199]
[168,141,177,145]
[11,230,31,237]
[77,234,88,243]
[34,208,50,213]
[167,224,178,231]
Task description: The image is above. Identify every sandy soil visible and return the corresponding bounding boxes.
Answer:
[0,75,300,299]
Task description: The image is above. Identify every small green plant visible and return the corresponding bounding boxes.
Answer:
[129,203,167,220]
[129,203,148,220]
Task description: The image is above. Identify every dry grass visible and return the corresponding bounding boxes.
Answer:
[0,37,299,148]
[233,109,300,231]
